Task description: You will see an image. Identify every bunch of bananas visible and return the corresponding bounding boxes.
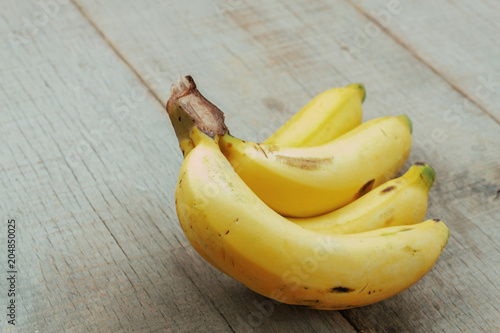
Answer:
[166,75,449,310]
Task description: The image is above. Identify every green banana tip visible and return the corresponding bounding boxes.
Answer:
[398,115,413,134]
[350,83,366,102]
[413,161,436,187]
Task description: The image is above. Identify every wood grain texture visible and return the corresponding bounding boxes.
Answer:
[348,0,500,121]
[0,0,499,331]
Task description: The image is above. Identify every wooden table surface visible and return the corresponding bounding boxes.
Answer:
[1,0,499,332]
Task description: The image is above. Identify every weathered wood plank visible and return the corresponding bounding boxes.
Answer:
[72,0,500,331]
[348,0,500,120]
[0,1,356,332]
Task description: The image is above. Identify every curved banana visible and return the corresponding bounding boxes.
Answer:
[167,76,449,310]
[291,162,435,234]
[166,77,425,270]
[220,115,412,217]
[176,128,448,310]
[264,84,365,147]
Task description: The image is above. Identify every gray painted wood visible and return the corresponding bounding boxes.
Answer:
[348,0,500,121]
[1,0,499,331]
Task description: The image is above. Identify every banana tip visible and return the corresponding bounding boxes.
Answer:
[409,162,436,187]
[358,83,366,103]
[398,115,412,134]
[420,163,436,187]
[349,83,366,103]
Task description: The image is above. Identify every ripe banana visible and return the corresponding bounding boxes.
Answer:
[167,76,449,310]
[167,77,425,271]
[264,84,365,147]
[175,128,448,310]
[291,162,435,234]
[219,115,412,217]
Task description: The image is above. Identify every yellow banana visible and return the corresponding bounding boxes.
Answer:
[219,115,412,217]
[167,76,449,310]
[291,162,435,234]
[166,77,424,271]
[176,203,226,272]
[264,84,365,147]
[175,128,448,310]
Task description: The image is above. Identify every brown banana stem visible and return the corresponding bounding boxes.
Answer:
[166,75,227,140]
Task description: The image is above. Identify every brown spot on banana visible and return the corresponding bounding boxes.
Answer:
[329,286,355,293]
[403,245,419,255]
[356,179,375,198]
[274,155,333,170]
[381,185,396,193]
[384,216,394,226]
[254,143,268,159]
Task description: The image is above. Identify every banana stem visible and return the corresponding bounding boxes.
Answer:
[166,75,228,155]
